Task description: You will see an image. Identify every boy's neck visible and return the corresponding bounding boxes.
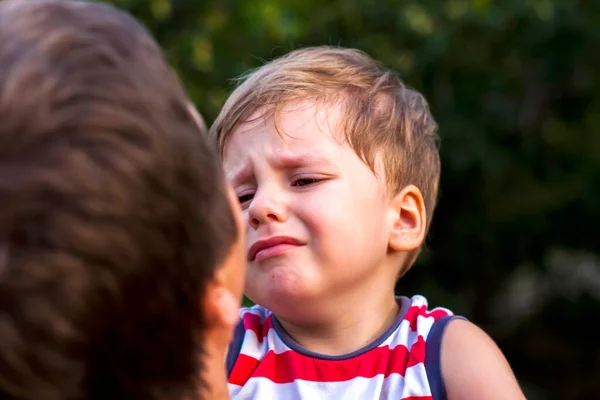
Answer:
[275,289,401,356]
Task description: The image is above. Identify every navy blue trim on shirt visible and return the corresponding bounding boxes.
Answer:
[225,297,412,378]
[272,296,413,360]
[425,315,468,400]
[226,318,246,376]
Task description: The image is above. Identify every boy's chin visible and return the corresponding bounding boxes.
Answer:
[248,263,320,296]
[248,285,327,320]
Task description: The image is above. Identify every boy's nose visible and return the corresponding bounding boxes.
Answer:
[248,186,287,229]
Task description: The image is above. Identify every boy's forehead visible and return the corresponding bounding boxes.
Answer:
[224,134,338,187]
[223,103,349,183]
[224,100,347,152]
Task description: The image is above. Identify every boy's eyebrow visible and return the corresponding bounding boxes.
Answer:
[228,153,334,187]
[270,152,333,169]
[228,162,252,187]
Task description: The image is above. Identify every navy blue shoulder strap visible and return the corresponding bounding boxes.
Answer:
[226,318,246,377]
[425,315,467,400]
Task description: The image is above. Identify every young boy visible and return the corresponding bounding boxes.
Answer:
[0,1,244,399]
[210,46,527,399]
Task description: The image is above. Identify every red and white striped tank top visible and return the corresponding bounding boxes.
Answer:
[226,295,462,400]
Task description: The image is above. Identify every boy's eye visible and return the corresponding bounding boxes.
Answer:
[292,178,321,187]
[237,193,254,204]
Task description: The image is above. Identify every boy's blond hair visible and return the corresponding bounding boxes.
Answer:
[210,46,440,253]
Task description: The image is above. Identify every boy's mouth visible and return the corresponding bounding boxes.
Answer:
[248,236,304,261]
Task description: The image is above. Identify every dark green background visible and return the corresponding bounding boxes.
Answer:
[103,1,600,398]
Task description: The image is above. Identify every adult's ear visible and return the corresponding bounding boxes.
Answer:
[187,102,207,132]
[203,273,240,332]
[198,273,240,400]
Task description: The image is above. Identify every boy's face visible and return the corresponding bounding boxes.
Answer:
[223,101,395,317]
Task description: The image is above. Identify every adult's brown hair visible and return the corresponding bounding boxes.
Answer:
[0,0,237,399]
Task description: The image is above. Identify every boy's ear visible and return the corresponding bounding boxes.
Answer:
[387,185,426,252]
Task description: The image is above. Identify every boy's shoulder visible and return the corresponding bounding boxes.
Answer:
[238,303,274,337]
[226,303,272,376]
[403,294,456,326]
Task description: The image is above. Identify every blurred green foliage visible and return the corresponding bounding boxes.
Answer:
[102,0,600,398]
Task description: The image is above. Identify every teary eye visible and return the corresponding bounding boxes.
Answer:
[292,178,321,187]
[237,192,254,204]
